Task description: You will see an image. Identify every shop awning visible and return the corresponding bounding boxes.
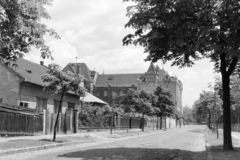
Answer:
[80,92,108,105]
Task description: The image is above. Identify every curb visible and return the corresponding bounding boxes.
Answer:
[205,127,213,160]
[0,139,96,157]
[0,127,182,157]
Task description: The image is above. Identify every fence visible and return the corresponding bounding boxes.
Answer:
[0,103,180,136]
[210,106,240,133]
[43,109,78,135]
[0,104,43,136]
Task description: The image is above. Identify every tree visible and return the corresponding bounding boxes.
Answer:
[153,86,175,129]
[153,86,175,117]
[182,106,194,124]
[123,0,240,150]
[119,89,155,131]
[119,88,140,113]
[42,64,85,141]
[136,90,155,131]
[0,0,60,64]
[193,90,222,128]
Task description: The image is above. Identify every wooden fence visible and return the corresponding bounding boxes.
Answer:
[43,109,78,135]
[0,104,43,136]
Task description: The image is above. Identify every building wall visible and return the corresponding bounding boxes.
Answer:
[19,82,79,113]
[0,64,20,106]
[94,85,132,105]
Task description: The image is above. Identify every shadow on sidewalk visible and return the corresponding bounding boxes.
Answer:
[58,147,206,160]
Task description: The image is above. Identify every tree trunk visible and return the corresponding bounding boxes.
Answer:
[221,73,233,150]
[220,53,235,150]
[160,114,162,129]
[208,110,211,129]
[53,92,65,141]
[142,113,144,132]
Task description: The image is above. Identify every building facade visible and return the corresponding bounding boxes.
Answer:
[92,63,183,114]
[0,59,80,113]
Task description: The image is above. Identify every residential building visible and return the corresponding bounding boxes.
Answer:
[0,59,80,113]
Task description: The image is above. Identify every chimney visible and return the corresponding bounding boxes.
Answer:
[40,61,44,66]
[76,63,81,75]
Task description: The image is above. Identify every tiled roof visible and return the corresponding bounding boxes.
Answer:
[96,73,143,87]
[62,63,92,82]
[13,58,48,86]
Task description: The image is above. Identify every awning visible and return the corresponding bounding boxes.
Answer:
[80,92,108,105]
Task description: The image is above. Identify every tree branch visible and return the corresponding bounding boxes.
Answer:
[227,56,238,76]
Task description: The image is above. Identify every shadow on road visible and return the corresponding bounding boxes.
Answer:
[58,147,206,160]
[187,129,205,133]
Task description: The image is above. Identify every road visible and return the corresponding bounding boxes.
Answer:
[3,125,207,160]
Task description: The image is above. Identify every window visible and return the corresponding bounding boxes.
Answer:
[96,91,100,97]
[19,102,28,108]
[104,91,107,97]
[54,100,62,113]
[107,75,114,80]
[68,102,75,109]
[112,91,116,97]
[36,98,47,113]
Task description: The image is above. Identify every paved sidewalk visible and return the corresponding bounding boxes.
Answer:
[206,127,240,160]
[0,128,170,156]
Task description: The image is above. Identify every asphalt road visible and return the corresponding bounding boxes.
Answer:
[3,125,207,160]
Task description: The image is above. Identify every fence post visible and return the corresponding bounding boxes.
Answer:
[43,110,47,135]
[129,116,132,129]
[73,109,78,133]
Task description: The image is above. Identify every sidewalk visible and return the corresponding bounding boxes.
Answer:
[206,127,240,160]
[0,128,168,156]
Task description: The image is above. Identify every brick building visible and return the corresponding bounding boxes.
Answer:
[92,63,183,114]
[60,62,183,113]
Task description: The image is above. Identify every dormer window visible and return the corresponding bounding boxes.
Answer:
[108,75,114,80]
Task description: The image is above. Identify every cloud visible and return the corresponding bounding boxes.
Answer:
[25,0,220,109]
[25,38,78,68]
[78,47,149,74]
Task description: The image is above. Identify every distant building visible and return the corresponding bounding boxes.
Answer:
[93,63,183,114]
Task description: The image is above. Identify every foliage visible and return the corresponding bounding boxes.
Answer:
[136,90,155,115]
[119,88,140,113]
[119,89,155,116]
[193,90,222,127]
[42,64,85,141]
[0,0,60,64]
[182,106,194,123]
[79,104,112,127]
[42,64,85,96]
[153,86,175,117]
[123,0,240,150]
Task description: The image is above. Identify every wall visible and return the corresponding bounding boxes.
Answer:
[0,64,20,106]
[19,82,79,113]
[94,86,131,105]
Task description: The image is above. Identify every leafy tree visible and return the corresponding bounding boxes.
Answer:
[194,91,222,128]
[153,86,175,129]
[119,88,140,113]
[182,106,194,124]
[153,86,175,117]
[123,0,240,150]
[136,90,155,131]
[119,89,155,131]
[42,64,85,141]
[0,0,60,64]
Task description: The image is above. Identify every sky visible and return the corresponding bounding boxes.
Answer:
[25,0,218,107]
